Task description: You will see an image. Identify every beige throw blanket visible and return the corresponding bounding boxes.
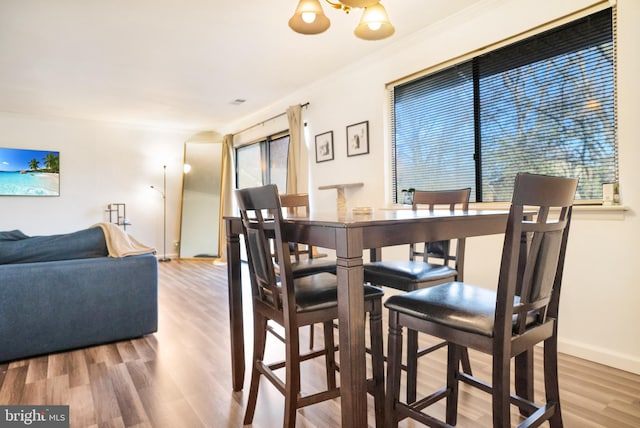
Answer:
[93,222,156,257]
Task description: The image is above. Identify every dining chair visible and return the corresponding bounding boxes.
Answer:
[279,193,337,349]
[236,184,385,428]
[279,193,337,278]
[364,187,472,403]
[384,173,578,428]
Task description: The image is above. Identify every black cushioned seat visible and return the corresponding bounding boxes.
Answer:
[290,258,337,277]
[365,261,457,292]
[265,272,383,313]
[294,272,383,312]
[384,282,536,337]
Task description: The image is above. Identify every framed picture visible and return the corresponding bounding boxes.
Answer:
[347,121,369,157]
[315,131,334,163]
[0,147,60,196]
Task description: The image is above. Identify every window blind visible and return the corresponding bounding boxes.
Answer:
[392,7,616,202]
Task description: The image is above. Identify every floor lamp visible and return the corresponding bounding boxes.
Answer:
[151,165,171,262]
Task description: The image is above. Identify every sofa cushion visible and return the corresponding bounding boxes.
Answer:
[0,230,30,241]
[0,227,108,264]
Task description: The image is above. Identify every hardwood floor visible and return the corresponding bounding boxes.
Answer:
[1,260,638,427]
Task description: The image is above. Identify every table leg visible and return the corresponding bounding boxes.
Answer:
[336,228,368,428]
[516,351,534,404]
[226,220,244,391]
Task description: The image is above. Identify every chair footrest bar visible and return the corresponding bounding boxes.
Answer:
[411,386,449,412]
[297,388,341,408]
[458,371,492,394]
[458,372,541,415]
[518,403,557,428]
[257,361,286,395]
[397,401,454,428]
[267,346,336,371]
[416,340,448,357]
[266,324,286,343]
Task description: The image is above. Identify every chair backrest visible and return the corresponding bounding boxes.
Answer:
[280,193,310,217]
[410,188,471,272]
[496,173,577,340]
[235,184,294,316]
[279,193,313,261]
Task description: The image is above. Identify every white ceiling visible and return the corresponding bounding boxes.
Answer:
[0,0,484,131]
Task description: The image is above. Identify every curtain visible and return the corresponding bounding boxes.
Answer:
[286,105,301,194]
[217,133,234,262]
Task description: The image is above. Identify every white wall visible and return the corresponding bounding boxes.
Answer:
[0,112,191,256]
[224,0,640,374]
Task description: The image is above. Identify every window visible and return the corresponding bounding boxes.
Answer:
[236,133,290,192]
[392,8,616,202]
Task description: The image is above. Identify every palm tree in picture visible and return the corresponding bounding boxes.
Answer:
[29,159,40,171]
[44,152,59,173]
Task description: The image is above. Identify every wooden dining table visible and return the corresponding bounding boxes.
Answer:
[224,207,527,427]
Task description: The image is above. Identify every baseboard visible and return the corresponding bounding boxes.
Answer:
[558,338,640,375]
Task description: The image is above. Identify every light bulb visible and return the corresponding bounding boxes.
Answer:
[367,22,382,31]
[302,12,316,23]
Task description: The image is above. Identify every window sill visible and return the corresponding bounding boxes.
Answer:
[479,202,629,220]
[387,202,629,220]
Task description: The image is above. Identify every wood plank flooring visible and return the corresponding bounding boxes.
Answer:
[1,260,638,427]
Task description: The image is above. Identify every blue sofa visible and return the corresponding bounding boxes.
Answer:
[0,228,158,362]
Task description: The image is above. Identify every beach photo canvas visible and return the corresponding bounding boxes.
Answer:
[0,147,60,196]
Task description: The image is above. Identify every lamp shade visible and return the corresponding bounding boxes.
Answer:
[354,3,395,40]
[339,0,379,7]
[289,0,330,35]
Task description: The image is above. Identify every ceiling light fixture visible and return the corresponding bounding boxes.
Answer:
[288,0,395,41]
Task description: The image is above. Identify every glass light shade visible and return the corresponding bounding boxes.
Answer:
[289,0,330,35]
[354,3,395,40]
[339,0,379,8]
